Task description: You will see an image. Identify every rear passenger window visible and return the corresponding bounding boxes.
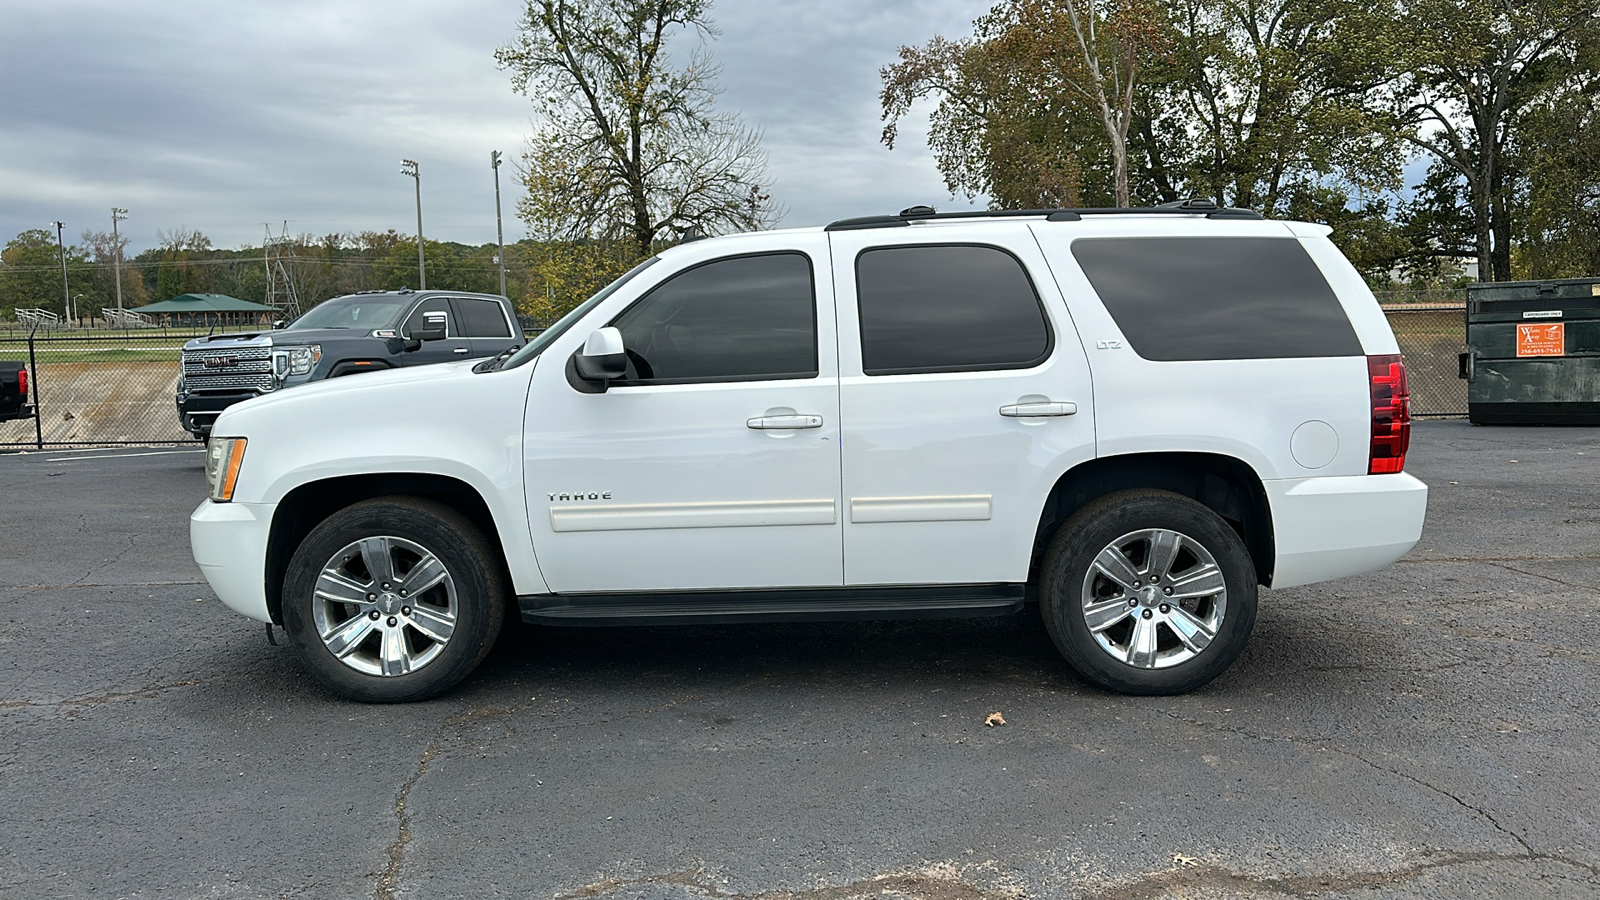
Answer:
[856,244,1052,375]
[1071,237,1363,361]
[609,252,816,384]
[452,298,512,337]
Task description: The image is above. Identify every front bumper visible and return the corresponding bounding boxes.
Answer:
[191,499,274,622]
[1266,472,1429,589]
[178,391,262,437]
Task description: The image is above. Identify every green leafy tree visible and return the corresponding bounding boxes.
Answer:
[1396,0,1599,281]
[882,0,1405,217]
[496,0,778,258]
[0,229,90,321]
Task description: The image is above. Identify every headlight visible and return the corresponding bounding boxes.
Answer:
[205,437,247,502]
[271,345,322,379]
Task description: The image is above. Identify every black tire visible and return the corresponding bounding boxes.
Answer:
[1039,489,1256,695]
[281,497,505,702]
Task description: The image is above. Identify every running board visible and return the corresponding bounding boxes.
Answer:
[518,583,1025,627]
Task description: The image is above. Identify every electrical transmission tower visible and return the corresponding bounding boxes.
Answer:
[263,222,302,319]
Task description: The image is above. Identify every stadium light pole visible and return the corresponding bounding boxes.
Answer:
[490,151,506,297]
[52,221,71,322]
[401,159,425,289]
[111,207,128,311]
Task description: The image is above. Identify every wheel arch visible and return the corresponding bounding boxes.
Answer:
[1031,452,1275,587]
[264,472,507,625]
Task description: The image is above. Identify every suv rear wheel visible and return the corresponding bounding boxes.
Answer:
[281,497,504,702]
[1040,489,1256,695]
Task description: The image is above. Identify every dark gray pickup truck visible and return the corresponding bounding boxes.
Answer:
[0,361,32,422]
[176,290,523,439]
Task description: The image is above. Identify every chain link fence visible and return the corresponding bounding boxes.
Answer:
[1,327,207,448]
[1382,304,1468,418]
[0,301,1471,449]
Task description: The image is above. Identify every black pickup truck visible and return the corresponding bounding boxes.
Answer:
[0,361,32,422]
[176,290,523,439]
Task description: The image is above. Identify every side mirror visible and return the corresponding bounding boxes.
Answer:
[409,310,448,343]
[271,319,286,330]
[573,327,627,384]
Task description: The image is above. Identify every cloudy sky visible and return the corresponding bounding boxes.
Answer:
[0,0,995,255]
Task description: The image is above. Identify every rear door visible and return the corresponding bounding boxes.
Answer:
[828,224,1097,587]
[450,296,522,358]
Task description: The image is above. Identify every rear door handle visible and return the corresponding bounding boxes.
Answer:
[747,414,823,430]
[454,348,471,354]
[1000,401,1077,417]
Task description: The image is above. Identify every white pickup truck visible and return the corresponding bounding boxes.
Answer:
[192,203,1427,702]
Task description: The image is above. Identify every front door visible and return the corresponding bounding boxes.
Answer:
[401,297,470,364]
[524,237,843,594]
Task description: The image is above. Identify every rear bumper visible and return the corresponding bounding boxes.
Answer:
[1266,472,1428,589]
[191,499,274,622]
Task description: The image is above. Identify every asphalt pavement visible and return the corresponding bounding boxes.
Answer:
[1,423,1597,899]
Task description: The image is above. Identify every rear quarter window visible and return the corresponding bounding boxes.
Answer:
[1071,237,1363,361]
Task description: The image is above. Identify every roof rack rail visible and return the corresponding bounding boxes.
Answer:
[824,203,1261,231]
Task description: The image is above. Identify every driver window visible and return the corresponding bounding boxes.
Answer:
[403,297,452,337]
[608,252,816,384]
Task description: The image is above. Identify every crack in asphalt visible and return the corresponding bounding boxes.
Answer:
[373,702,506,900]
[370,679,773,900]
[1149,709,1600,881]
[1,581,208,590]
[1487,561,1594,591]
[0,675,232,709]
[556,867,1021,900]
[1396,555,1600,563]
[1082,850,1599,899]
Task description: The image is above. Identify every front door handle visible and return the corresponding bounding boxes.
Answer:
[454,347,471,354]
[1000,401,1077,417]
[747,414,823,430]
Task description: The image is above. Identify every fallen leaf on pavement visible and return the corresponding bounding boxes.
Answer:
[984,712,1006,727]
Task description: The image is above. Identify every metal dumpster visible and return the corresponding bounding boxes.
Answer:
[1459,278,1600,424]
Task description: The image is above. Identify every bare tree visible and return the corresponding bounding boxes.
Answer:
[495,0,778,258]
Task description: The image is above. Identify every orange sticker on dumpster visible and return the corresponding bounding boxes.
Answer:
[1517,322,1564,357]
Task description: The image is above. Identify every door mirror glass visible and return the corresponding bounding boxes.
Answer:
[271,319,286,330]
[410,310,448,342]
[574,327,627,383]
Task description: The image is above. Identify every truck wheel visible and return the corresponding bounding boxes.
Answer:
[1040,489,1256,695]
[281,497,504,702]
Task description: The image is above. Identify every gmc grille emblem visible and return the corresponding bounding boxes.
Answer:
[203,356,239,369]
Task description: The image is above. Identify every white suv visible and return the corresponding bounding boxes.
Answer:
[191,204,1427,702]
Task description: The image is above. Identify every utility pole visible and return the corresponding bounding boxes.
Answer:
[52,221,71,322]
[111,207,128,311]
[401,159,425,289]
[490,151,507,297]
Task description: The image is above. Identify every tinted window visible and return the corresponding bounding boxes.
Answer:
[453,298,512,337]
[609,252,816,383]
[1071,237,1363,361]
[856,245,1052,375]
[291,295,409,330]
[402,297,452,337]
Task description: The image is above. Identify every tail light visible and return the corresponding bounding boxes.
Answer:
[16,366,27,398]
[1368,354,1410,473]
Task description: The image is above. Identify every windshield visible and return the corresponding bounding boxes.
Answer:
[499,256,660,370]
[289,295,411,330]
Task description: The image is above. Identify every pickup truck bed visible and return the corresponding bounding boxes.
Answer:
[0,362,31,422]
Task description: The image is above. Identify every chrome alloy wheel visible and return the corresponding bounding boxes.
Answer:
[1079,528,1227,669]
[310,535,459,677]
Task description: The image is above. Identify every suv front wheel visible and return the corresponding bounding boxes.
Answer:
[281,497,505,702]
[1040,489,1257,695]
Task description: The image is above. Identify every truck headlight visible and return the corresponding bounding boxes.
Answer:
[271,345,322,379]
[205,437,247,502]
